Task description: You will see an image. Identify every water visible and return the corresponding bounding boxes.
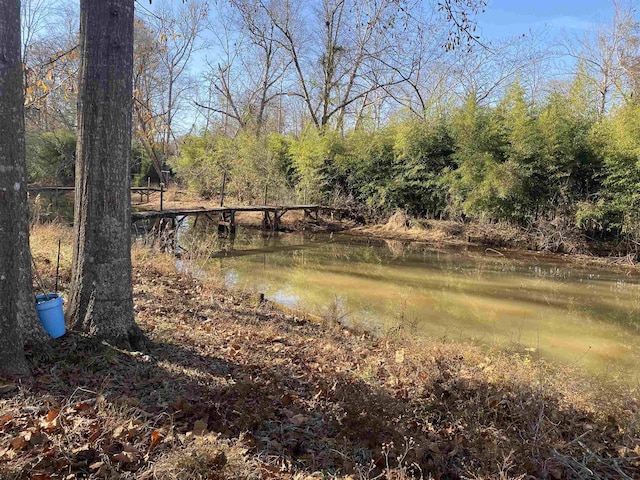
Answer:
[177,222,640,381]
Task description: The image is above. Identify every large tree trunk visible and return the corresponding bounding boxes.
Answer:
[68,0,144,350]
[19,240,49,348]
[0,0,31,375]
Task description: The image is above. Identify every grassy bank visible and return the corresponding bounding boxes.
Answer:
[1,224,638,479]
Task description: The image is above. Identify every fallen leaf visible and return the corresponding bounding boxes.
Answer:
[150,430,164,450]
[9,435,27,450]
[30,474,50,480]
[193,419,208,436]
[88,423,102,443]
[46,409,59,422]
[127,419,141,440]
[113,451,136,463]
[395,349,405,364]
[113,424,125,439]
[74,401,94,412]
[280,393,295,405]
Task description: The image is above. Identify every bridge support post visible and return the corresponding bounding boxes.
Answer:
[273,209,282,231]
[218,210,236,237]
[262,211,271,230]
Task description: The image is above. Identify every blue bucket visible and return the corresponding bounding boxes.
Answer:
[35,294,65,339]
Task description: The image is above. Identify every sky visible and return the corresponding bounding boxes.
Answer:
[476,0,619,40]
[135,0,630,132]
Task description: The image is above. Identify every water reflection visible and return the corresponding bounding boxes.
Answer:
[175,219,640,381]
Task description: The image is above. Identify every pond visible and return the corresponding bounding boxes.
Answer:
[173,221,640,382]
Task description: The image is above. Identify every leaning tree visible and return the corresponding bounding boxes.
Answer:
[68,0,144,349]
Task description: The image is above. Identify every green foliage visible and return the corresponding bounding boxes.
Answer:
[447,78,601,226]
[390,119,455,217]
[591,103,640,237]
[335,127,396,210]
[447,93,516,219]
[170,131,293,202]
[289,127,343,203]
[267,133,295,188]
[26,128,76,185]
[329,119,454,216]
[537,90,601,212]
[169,134,234,198]
[132,141,156,186]
[230,131,291,203]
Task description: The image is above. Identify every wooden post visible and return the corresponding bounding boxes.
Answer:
[273,209,280,231]
[263,184,268,205]
[220,171,227,207]
[218,212,226,234]
[160,182,164,211]
[146,177,150,202]
[229,210,236,236]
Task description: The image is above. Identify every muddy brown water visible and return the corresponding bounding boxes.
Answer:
[174,223,640,382]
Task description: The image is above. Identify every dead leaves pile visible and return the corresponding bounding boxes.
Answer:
[0,396,156,478]
[1,256,639,479]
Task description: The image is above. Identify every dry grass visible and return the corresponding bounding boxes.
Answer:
[352,211,528,249]
[1,223,639,479]
[352,212,640,274]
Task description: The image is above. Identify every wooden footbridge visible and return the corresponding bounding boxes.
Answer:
[131,204,349,233]
[28,184,352,233]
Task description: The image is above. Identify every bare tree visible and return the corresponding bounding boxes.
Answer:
[450,33,551,108]
[613,0,640,102]
[561,3,628,116]
[22,0,80,130]
[133,15,168,180]
[138,0,207,181]
[218,0,488,132]
[196,0,291,135]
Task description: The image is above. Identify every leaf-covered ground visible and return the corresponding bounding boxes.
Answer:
[1,224,639,479]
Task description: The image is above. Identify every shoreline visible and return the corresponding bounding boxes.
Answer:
[230,212,640,275]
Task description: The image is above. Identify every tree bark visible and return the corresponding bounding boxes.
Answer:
[69,0,144,350]
[0,0,31,375]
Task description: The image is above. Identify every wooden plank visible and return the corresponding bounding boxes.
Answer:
[131,204,348,222]
[29,186,163,193]
[27,186,75,193]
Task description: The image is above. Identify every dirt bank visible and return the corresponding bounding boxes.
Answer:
[349,211,639,274]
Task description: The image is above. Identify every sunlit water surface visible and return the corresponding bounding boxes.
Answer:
[175,222,640,381]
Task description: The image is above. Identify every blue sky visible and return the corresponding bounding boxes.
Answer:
[476,0,617,39]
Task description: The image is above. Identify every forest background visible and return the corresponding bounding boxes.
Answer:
[23,0,640,256]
